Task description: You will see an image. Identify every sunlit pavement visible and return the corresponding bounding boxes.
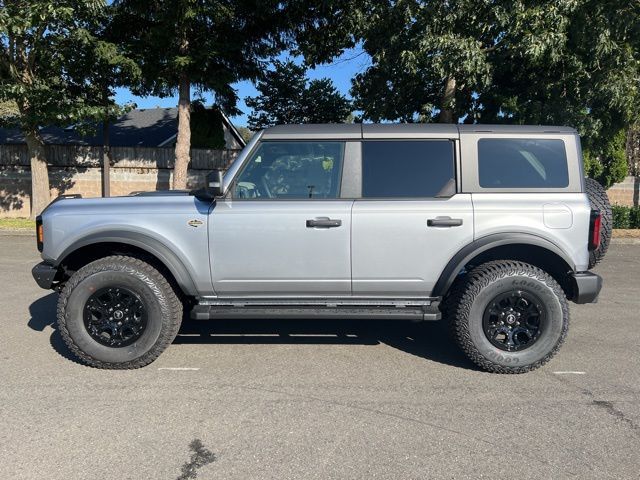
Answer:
[1,236,639,479]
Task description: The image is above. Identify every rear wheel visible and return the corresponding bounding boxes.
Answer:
[446,260,569,373]
[585,177,612,268]
[57,255,182,369]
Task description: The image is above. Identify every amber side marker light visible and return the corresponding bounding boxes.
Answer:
[36,216,43,252]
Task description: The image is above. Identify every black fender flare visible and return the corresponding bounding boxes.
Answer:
[432,233,576,297]
[55,231,199,296]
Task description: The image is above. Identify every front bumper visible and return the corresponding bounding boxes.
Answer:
[571,272,603,304]
[32,262,58,290]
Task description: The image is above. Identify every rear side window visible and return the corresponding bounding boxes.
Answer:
[478,138,569,188]
[362,140,455,198]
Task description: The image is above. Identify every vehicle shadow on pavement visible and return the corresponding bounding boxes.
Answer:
[177,317,479,371]
[27,293,478,371]
[27,293,78,363]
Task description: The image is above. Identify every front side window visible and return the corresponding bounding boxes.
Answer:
[232,141,344,199]
[362,140,456,198]
[478,138,569,188]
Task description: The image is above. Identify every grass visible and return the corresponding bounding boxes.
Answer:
[0,218,35,230]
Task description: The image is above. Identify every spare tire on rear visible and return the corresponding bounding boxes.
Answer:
[585,177,612,268]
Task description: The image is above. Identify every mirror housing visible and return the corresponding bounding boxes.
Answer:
[193,169,224,201]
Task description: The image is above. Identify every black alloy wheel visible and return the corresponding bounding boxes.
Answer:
[83,286,148,347]
[482,290,544,352]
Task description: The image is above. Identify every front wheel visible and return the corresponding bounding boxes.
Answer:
[445,260,569,373]
[57,255,183,369]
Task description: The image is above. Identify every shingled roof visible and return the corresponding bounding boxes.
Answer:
[0,107,245,148]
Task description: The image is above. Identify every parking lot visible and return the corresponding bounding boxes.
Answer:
[1,234,639,479]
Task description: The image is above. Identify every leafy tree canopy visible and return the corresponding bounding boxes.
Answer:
[112,0,295,114]
[246,60,351,129]
[297,0,639,186]
[0,0,128,130]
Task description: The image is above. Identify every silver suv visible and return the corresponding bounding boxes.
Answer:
[32,124,610,373]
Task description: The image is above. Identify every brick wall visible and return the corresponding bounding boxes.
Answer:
[0,144,240,218]
[606,176,639,206]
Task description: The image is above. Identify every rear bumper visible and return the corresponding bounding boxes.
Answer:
[571,272,603,304]
[32,262,58,290]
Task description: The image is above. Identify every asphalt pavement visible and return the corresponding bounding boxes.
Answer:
[1,235,639,479]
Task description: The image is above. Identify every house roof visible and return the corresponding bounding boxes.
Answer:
[0,107,246,148]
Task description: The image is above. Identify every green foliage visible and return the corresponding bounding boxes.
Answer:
[300,1,639,165]
[612,205,631,229]
[612,205,640,229]
[236,126,255,144]
[584,130,629,188]
[246,60,351,129]
[0,217,34,230]
[190,102,225,149]
[347,0,504,122]
[112,0,293,114]
[631,206,640,229]
[305,78,353,123]
[0,0,132,131]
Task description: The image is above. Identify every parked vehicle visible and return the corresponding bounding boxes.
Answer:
[32,124,610,372]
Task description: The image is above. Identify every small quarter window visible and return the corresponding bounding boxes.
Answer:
[362,140,456,198]
[478,138,569,188]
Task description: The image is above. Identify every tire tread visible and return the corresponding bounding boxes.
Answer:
[57,255,183,369]
[444,260,569,374]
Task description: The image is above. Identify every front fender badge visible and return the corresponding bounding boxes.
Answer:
[187,219,203,228]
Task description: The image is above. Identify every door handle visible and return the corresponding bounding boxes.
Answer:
[427,216,463,227]
[306,217,342,228]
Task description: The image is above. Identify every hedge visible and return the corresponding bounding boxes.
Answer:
[612,205,640,229]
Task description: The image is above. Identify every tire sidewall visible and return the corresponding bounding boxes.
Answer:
[467,274,566,368]
[63,269,167,364]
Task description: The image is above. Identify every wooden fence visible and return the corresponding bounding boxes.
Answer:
[0,144,242,170]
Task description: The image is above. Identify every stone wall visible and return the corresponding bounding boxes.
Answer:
[606,176,639,206]
[0,144,240,217]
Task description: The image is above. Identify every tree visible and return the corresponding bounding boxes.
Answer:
[305,78,353,124]
[478,0,640,187]
[113,0,294,190]
[348,0,506,123]
[304,1,639,186]
[67,6,140,197]
[246,61,307,128]
[246,60,351,129]
[236,126,255,144]
[0,0,133,217]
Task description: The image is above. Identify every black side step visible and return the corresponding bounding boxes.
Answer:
[191,303,442,321]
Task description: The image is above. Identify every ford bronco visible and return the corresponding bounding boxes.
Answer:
[32,124,611,373]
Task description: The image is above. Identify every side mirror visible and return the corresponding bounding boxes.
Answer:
[193,169,224,201]
[206,169,224,197]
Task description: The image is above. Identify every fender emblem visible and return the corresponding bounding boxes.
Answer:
[187,219,203,228]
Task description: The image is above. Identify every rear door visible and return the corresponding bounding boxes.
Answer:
[351,138,474,297]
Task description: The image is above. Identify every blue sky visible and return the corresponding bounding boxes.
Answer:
[114,47,371,127]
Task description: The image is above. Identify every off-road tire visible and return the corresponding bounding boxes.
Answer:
[445,260,569,374]
[57,255,183,369]
[585,177,612,268]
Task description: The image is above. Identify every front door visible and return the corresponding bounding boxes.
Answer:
[209,140,352,297]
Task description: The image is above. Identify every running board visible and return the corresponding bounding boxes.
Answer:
[191,299,442,321]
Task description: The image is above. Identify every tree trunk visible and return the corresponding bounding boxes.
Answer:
[24,129,50,219]
[173,73,191,190]
[438,77,457,123]
[102,114,111,197]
